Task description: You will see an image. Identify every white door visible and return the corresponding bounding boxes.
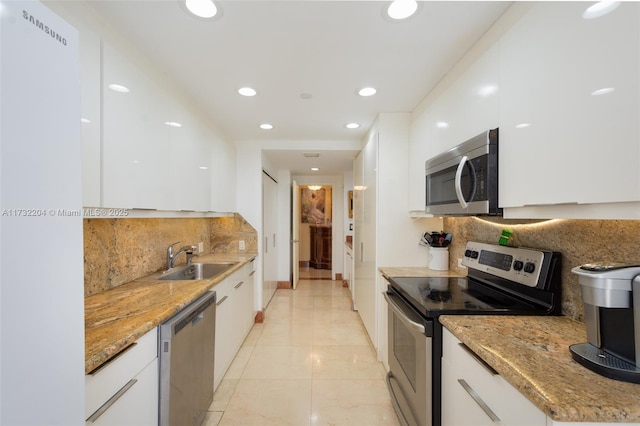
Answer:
[292,180,300,289]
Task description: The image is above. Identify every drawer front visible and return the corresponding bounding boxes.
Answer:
[85,328,158,419]
[86,358,158,426]
[442,329,545,426]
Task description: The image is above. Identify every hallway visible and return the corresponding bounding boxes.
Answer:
[204,278,400,425]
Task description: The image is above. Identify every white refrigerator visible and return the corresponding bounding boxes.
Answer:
[0,1,84,424]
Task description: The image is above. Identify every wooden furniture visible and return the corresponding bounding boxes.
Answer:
[309,225,332,269]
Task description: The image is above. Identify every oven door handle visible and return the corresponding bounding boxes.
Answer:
[454,155,469,209]
[383,292,425,334]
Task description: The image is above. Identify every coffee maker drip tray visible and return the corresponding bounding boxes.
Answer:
[569,343,640,384]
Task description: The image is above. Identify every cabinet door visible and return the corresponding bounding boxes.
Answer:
[88,359,158,426]
[262,173,278,308]
[102,42,170,210]
[164,104,212,211]
[211,138,236,212]
[354,131,377,346]
[441,329,546,426]
[213,275,234,391]
[79,29,101,207]
[441,357,495,426]
[499,2,640,209]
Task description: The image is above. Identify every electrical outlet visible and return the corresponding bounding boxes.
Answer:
[458,258,467,269]
[239,240,245,251]
[198,242,204,253]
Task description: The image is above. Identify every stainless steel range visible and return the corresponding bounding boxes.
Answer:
[383,241,562,426]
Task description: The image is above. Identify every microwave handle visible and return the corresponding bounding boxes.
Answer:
[454,155,469,209]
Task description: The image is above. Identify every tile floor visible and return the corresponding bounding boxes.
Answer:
[298,265,333,280]
[204,277,400,426]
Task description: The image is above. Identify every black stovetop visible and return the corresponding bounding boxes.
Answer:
[388,276,540,318]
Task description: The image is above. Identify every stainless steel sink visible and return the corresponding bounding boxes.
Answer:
[137,262,237,281]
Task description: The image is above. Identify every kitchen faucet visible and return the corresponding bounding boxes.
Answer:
[166,242,197,269]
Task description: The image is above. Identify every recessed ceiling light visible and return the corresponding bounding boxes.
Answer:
[358,87,377,97]
[515,123,531,129]
[259,123,273,130]
[199,166,208,170]
[81,118,91,124]
[165,121,183,128]
[346,123,360,129]
[238,87,257,97]
[108,84,130,93]
[185,0,218,18]
[436,122,449,128]
[311,167,319,171]
[387,0,418,20]
[583,1,620,19]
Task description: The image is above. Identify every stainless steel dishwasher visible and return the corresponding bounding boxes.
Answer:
[159,290,216,426]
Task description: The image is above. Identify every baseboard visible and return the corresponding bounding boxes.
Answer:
[277,281,291,289]
[299,260,310,267]
[255,311,264,323]
[343,280,349,288]
[335,273,343,281]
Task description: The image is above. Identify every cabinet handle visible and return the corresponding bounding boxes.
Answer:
[265,237,268,254]
[458,343,499,376]
[273,233,276,247]
[216,295,229,306]
[360,242,364,263]
[87,342,137,376]
[249,270,256,276]
[457,379,502,424]
[86,379,138,423]
[234,281,244,289]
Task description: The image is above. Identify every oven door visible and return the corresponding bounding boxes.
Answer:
[384,290,432,426]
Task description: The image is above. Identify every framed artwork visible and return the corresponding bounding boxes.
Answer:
[348,190,353,218]
[301,187,325,224]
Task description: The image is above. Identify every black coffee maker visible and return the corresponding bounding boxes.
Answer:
[570,263,640,383]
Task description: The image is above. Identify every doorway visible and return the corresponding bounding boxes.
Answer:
[297,184,333,281]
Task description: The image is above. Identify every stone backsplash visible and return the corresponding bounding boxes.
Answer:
[442,217,640,321]
[84,213,257,296]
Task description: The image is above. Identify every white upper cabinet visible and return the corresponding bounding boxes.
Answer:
[101,41,229,212]
[79,30,102,207]
[499,2,640,217]
[428,44,500,157]
[102,42,171,210]
[408,44,500,212]
[164,104,212,212]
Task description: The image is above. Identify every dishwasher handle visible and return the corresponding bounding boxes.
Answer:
[170,291,217,336]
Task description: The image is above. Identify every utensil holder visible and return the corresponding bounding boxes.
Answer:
[429,247,449,271]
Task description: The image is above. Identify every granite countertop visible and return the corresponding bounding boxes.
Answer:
[440,315,640,423]
[85,253,257,374]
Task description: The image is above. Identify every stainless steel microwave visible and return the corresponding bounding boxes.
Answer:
[425,128,501,216]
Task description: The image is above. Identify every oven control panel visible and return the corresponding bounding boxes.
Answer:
[462,241,546,288]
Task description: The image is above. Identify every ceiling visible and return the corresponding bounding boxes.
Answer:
[85,1,511,176]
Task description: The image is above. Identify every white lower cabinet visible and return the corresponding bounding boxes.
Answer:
[441,328,546,426]
[214,261,256,390]
[85,328,158,426]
